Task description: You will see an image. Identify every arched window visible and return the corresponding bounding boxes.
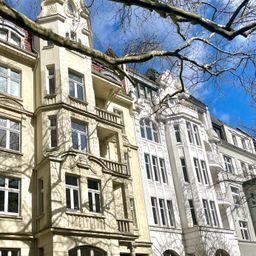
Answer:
[67,0,76,15]
[69,246,106,256]
[163,250,179,256]
[215,249,230,256]
[140,118,159,143]
[0,25,23,48]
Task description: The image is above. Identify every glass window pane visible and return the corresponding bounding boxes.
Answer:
[0,129,6,148]
[0,177,5,186]
[88,192,93,211]
[8,192,18,213]
[88,180,99,190]
[66,188,71,208]
[80,134,87,151]
[95,193,101,212]
[0,29,7,40]
[66,176,78,186]
[73,190,79,210]
[69,81,75,97]
[10,80,20,97]
[9,178,19,189]
[10,121,19,131]
[0,190,4,211]
[10,70,20,81]
[77,84,84,100]
[72,131,78,149]
[10,132,19,151]
[10,33,21,46]
[0,77,7,93]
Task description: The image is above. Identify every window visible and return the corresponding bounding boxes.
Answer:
[251,193,256,207]
[0,176,20,215]
[159,199,167,226]
[0,117,20,151]
[136,83,157,101]
[159,158,167,183]
[241,138,247,150]
[69,71,84,100]
[194,158,202,183]
[0,66,20,97]
[69,246,106,256]
[38,178,44,214]
[166,200,175,227]
[241,162,248,178]
[49,116,57,148]
[174,124,181,143]
[230,186,241,205]
[186,122,194,144]
[130,198,138,228]
[210,201,219,226]
[193,124,201,146]
[144,153,152,180]
[0,249,20,256]
[70,31,77,41]
[139,118,159,143]
[38,248,44,256]
[0,27,22,47]
[239,221,250,240]
[202,199,211,225]
[88,179,101,213]
[151,197,159,224]
[71,120,88,151]
[152,156,160,182]
[223,155,234,173]
[46,66,55,95]
[201,160,209,185]
[188,199,197,225]
[181,158,189,182]
[65,175,80,210]
[67,1,76,15]
[113,108,125,133]
[232,134,237,146]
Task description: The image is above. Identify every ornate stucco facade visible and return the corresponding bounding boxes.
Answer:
[0,1,255,256]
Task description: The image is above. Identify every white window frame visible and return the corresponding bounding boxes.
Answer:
[140,118,159,143]
[202,199,212,225]
[223,155,234,173]
[0,248,20,256]
[0,176,20,215]
[209,201,219,226]
[230,186,241,205]
[186,122,194,144]
[180,158,189,183]
[232,134,238,146]
[241,138,247,150]
[144,153,152,180]
[194,158,202,183]
[0,26,23,48]
[201,160,210,185]
[49,116,57,148]
[65,175,80,211]
[88,179,101,213]
[151,197,159,225]
[166,200,175,227]
[0,117,20,152]
[193,124,201,146]
[71,120,88,151]
[239,221,250,240]
[46,66,55,95]
[69,71,84,100]
[152,155,160,182]
[174,124,181,143]
[0,66,21,97]
[159,158,168,184]
[159,198,167,226]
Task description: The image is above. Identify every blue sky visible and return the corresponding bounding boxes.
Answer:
[6,0,255,130]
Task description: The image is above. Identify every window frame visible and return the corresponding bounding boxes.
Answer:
[209,201,219,227]
[223,155,234,173]
[71,120,88,152]
[159,158,168,184]
[193,124,201,146]
[88,179,101,213]
[202,199,212,226]
[151,197,159,225]
[239,221,250,240]
[201,160,210,185]
[174,124,182,143]
[181,158,189,183]
[0,65,21,98]
[0,176,20,216]
[49,116,57,148]
[68,70,85,101]
[139,118,159,143]
[0,117,20,152]
[186,122,194,144]
[230,186,241,206]
[193,158,202,183]
[152,155,160,182]
[65,175,80,211]
[46,66,55,95]
[0,248,20,256]
[166,200,175,227]
[144,153,152,180]
[188,199,197,225]
[38,178,44,215]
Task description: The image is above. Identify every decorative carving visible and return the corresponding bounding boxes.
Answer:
[0,96,24,111]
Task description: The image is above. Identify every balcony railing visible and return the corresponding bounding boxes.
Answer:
[66,213,106,230]
[207,152,223,172]
[117,219,132,233]
[216,191,231,207]
[104,159,129,176]
[95,107,121,125]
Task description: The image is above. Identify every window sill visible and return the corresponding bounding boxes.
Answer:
[66,210,105,219]
[0,92,23,102]
[44,94,57,99]
[68,96,88,106]
[42,45,54,50]
[0,214,22,220]
[0,148,23,156]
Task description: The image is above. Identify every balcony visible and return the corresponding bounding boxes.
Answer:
[117,219,133,233]
[207,152,223,173]
[95,107,122,126]
[104,159,129,176]
[216,191,231,208]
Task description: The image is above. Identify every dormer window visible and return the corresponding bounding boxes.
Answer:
[67,1,76,16]
[0,26,23,48]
